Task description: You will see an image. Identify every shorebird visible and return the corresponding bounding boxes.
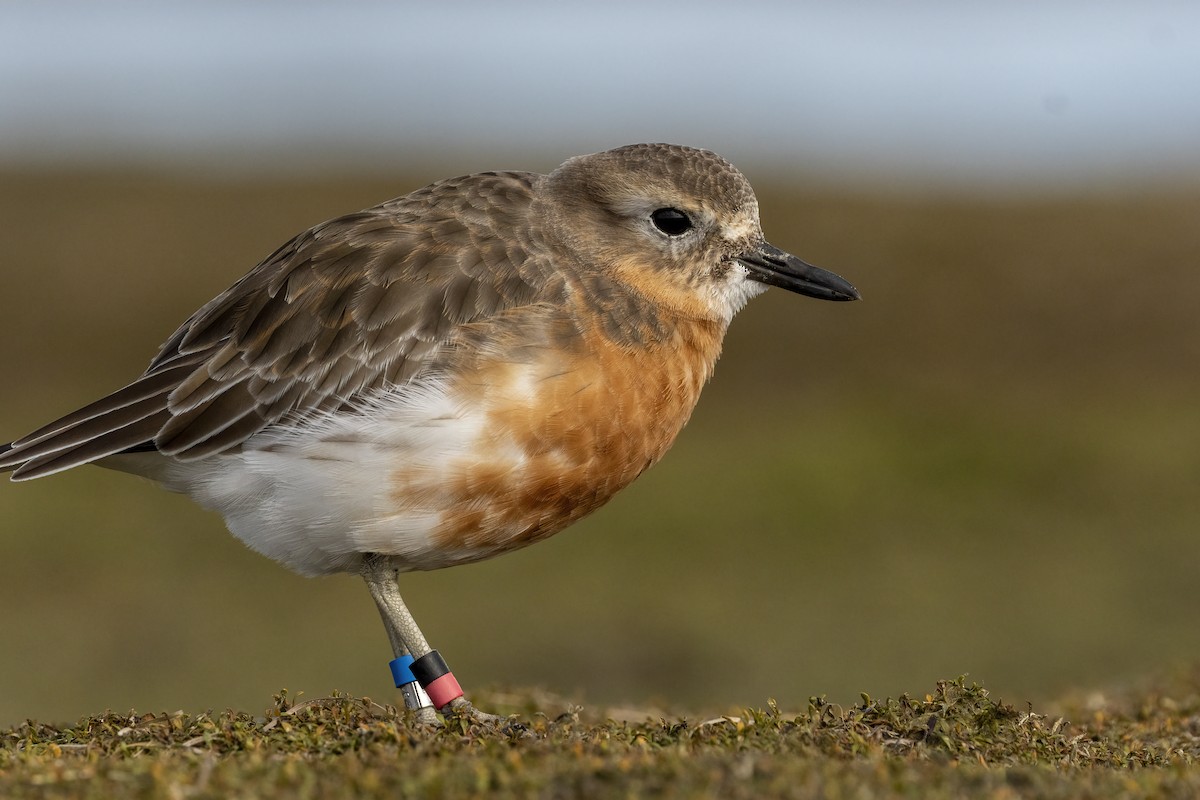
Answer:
[0,143,858,721]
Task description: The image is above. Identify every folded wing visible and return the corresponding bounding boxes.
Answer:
[1,172,545,480]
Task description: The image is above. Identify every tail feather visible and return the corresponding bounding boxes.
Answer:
[10,411,172,480]
[8,393,171,466]
[7,362,197,451]
[0,370,189,480]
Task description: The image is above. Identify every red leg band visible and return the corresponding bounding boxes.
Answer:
[424,672,464,709]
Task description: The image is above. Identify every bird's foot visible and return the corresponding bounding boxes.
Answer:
[409,705,442,726]
[443,696,507,726]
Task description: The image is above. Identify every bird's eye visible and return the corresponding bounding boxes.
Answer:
[650,208,693,236]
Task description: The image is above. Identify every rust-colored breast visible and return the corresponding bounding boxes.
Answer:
[421,294,726,562]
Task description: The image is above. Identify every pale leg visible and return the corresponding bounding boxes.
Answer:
[360,554,501,723]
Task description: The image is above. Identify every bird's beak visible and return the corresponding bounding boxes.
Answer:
[736,242,860,301]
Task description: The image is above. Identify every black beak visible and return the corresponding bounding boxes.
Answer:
[737,243,860,302]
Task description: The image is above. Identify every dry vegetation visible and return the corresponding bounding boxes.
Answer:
[4,673,1200,798]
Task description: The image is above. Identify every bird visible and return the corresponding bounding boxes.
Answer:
[0,143,858,722]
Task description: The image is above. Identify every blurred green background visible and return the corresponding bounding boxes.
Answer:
[2,169,1198,726]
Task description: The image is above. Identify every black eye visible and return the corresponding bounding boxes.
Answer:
[650,208,693,236]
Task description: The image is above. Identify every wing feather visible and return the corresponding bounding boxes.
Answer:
[2,171,547,480]
[5,361,202,450]
[12,411,173,479]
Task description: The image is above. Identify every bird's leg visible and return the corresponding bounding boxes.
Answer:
[360,554,502,724]
[361,556,438,723]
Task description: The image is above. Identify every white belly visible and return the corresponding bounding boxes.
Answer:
[103,380,500,576]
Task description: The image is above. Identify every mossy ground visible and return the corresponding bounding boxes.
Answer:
[4,672,1200,799]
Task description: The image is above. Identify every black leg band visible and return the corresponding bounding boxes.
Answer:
[411,649,451,687]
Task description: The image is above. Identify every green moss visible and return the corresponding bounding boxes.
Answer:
[3,676,1199,798]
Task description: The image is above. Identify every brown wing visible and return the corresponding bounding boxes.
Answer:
[1,171,547,480]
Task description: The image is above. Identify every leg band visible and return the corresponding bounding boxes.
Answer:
[410,650,464,709]
[389,655,417,687]
[424,673,464,709]
[389,655,434,710]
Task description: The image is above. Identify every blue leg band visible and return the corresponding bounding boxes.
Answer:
[389,655,417,687]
